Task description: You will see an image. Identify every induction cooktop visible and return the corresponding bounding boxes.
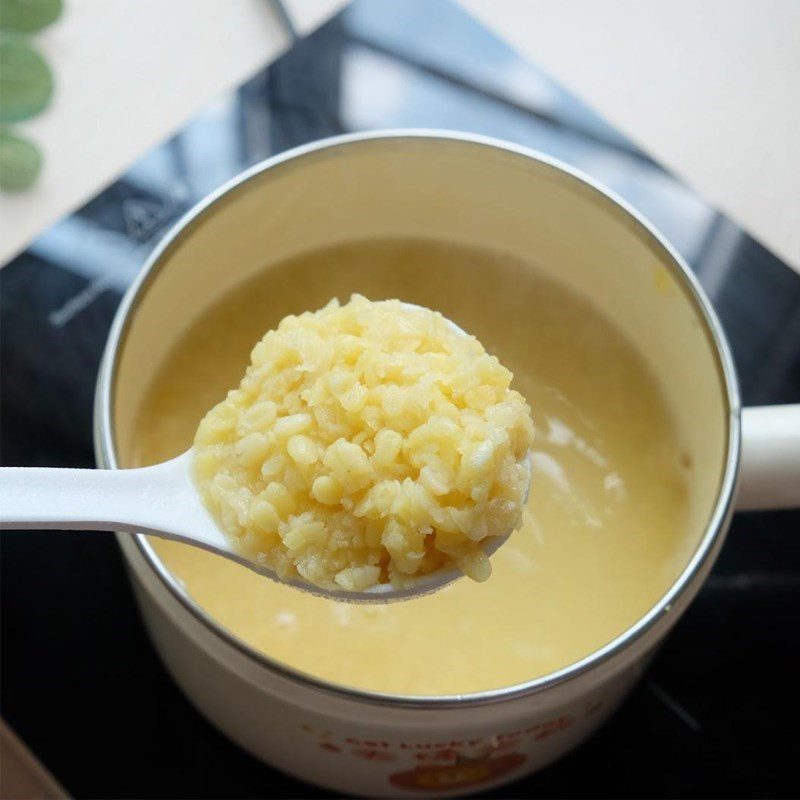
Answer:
[1,1,798,797]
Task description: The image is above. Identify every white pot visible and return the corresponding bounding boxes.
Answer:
[94,131,800,797]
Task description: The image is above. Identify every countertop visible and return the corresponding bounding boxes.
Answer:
[0,0,798,271]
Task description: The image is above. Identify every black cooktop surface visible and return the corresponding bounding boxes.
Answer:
[2,1,798,797]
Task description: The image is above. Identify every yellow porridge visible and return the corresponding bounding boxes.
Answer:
[127,239,691,696]
[193,296,534,591]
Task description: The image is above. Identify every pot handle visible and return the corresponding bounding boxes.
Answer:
[736,404,800,511]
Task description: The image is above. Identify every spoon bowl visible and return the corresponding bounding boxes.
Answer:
[0,302,532,602]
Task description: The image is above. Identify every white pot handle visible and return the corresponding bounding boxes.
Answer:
[736,404,800,511]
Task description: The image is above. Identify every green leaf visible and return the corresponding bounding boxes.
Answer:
[0,36,53,122]
[0,128,42,190]
[0,0,63,33]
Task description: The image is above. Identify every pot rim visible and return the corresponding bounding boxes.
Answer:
[94,128,741,710]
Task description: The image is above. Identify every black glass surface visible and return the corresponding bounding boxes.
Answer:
[1,1,798,797]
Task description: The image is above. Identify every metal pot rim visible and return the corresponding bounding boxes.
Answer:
[94,128,741,710]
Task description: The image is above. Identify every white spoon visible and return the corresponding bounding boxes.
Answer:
[0,304,531,602]
[0,452,530,603]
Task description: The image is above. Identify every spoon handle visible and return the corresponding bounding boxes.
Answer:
[0,455,197,537]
